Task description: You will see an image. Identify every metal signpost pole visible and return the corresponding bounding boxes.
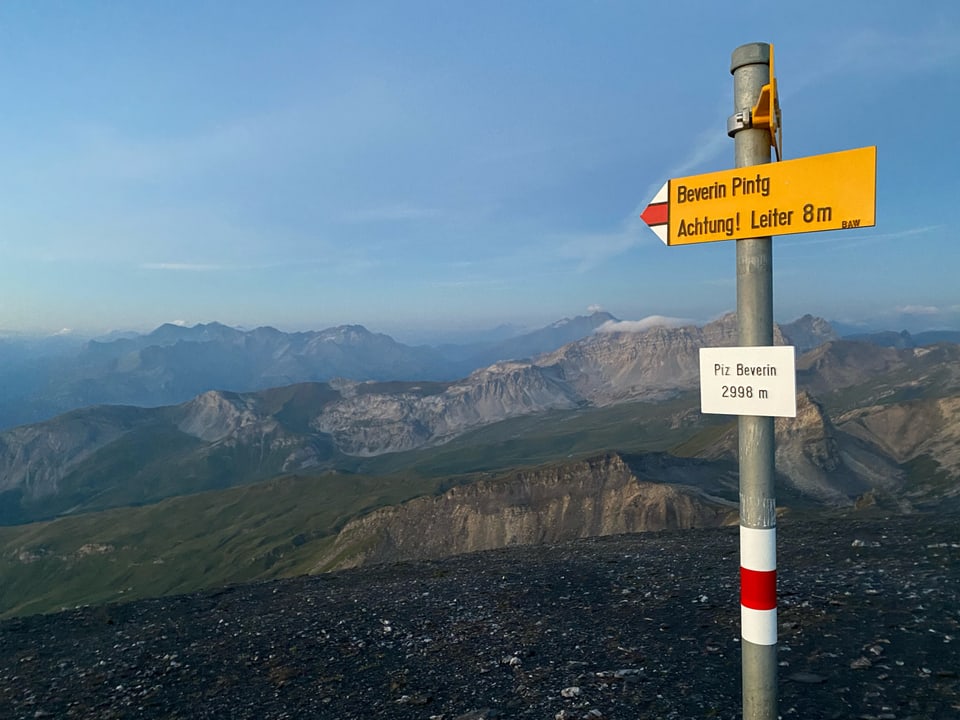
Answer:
[730,43,778,720]
[640,40,875,719]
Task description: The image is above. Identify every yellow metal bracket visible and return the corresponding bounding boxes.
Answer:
[751,44,782,160]
[726,44,783,160]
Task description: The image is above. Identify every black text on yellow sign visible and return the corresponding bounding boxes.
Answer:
[641,146,876,246]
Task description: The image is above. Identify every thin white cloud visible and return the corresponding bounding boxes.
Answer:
[431,278,508,288]
[867,304,960,331]
[664,128,729,185]
[557,231,642,272]
[596,315,692,333]
[787,23,960,100]
[342,203,445,223]
[623,97,731,253]
[854,225,945,242]
[550,83,730,272]
[896,305,941,316]
[68,116,275,183]
[141,262,228,272]
[776,225,943,252]
[831,24,960,77]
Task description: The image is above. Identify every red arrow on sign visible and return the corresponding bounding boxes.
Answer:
[640,182,669,244]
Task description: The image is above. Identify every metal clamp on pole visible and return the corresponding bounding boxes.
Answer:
[727,44,782,159]
[727,109,753,137]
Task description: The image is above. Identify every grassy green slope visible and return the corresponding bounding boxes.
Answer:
[351,392,707,477]
[0,471,444,618]
[0,396,714,618]
[6,391,708,528]
[33,424,206,519]
[5,339,958,619]
[12,362,953,620]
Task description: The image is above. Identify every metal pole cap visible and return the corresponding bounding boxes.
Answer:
[731,43,771,74]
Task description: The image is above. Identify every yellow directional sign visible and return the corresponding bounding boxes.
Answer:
[641,146,876,246]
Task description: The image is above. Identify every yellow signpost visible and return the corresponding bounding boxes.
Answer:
[641,145,876,246]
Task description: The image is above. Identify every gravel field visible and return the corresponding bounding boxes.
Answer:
[2,513,959,719]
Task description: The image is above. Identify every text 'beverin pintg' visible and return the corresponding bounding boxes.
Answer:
[676,173,771,204]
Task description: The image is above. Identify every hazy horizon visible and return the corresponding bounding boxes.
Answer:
[2,305,956,350]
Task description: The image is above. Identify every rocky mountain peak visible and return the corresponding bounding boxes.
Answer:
[176,390,275,443]
[772,391,906,505]
[313,452,737,572]
[317,325,376,344]
[316,362,580,456]
[694,390,905,506]
[780,315,839,352]
[146,321,242,346]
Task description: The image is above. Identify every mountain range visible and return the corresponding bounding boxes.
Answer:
[0,312,952,525]
[0,311,958,617]
[0,312,619,430]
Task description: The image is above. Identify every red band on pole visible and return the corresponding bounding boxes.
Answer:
[740,567,777,610]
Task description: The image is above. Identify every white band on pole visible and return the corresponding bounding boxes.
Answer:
[741,606,778,646]
[740,526,776,571]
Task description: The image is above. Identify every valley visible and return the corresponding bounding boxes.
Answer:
[0,313,958,619]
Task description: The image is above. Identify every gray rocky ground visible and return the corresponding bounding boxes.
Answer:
[1,513,959,719]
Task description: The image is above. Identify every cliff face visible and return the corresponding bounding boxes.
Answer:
[780,314,840,353]
[314,454,737,572]
[774,392,904,505]
[536,313,786,406]
[176,390,279,443]
[697,392,905,506]
[314,314,792,456]
[837,395,960,482]
[174,389,323,473]
[315,362,581,456]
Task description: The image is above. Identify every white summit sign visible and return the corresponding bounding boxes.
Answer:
[699,346,796,417]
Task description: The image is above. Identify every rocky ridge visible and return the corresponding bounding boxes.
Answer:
[315,313,784,455]
[534,313,756,405]
[0,315,761,503]
[779,313,840,352]
[315,454,737,571]
[698,392,906,506]
[316,362,582,456]
[312,390,917,575]
[176,390,279,444]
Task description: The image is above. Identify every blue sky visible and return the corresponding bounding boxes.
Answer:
[1,1,958,341]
